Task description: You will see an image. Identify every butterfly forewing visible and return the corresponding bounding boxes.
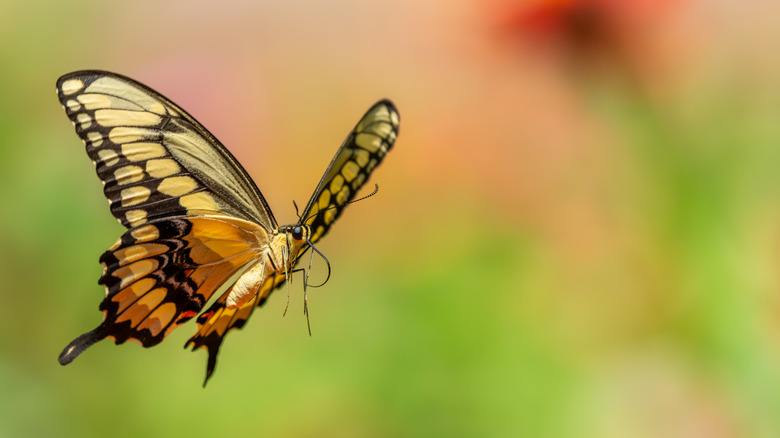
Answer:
[56,71,277,229]
[300,100,399,242]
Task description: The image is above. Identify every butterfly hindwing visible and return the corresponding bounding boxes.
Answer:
[59,216,267,365]
[300,100,400,242]
[56,71,277,229]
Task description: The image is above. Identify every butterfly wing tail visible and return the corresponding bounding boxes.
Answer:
[186,273,286,386]
[186,292,264,386]
[58,326,107,365]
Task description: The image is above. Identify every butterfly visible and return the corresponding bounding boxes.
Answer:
[55,70,399,384]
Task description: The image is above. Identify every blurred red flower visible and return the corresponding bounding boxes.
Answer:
[491,0,680,67]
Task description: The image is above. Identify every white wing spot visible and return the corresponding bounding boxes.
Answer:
[97,149,120,167]
[76,113,92,130]
[125,209,148,226]
[61,79,85,95]
[113,165,144,185]
[390,109,400,126]
[65,99,81,112]
[87,131,103,148]
[120,186,152,207]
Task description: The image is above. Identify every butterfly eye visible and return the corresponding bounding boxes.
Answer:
[292,226,304,240]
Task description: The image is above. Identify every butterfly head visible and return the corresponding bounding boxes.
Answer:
[279,222,332,293]
[278,224,313,260]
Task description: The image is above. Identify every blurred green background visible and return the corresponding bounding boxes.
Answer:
[3,0,780,436]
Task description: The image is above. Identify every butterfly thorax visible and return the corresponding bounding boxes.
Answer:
[224,224,311,309]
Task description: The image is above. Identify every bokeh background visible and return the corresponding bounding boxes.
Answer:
[2,0,780,436]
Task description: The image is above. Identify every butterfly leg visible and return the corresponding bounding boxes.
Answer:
[304,289,311,337]
[302,246,317,336]
[281,244,292,317]
[279,247,308,320]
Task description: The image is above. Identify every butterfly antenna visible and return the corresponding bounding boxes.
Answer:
[305,238,332,288]
[292,199,302,220]
[302,184,380,225]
